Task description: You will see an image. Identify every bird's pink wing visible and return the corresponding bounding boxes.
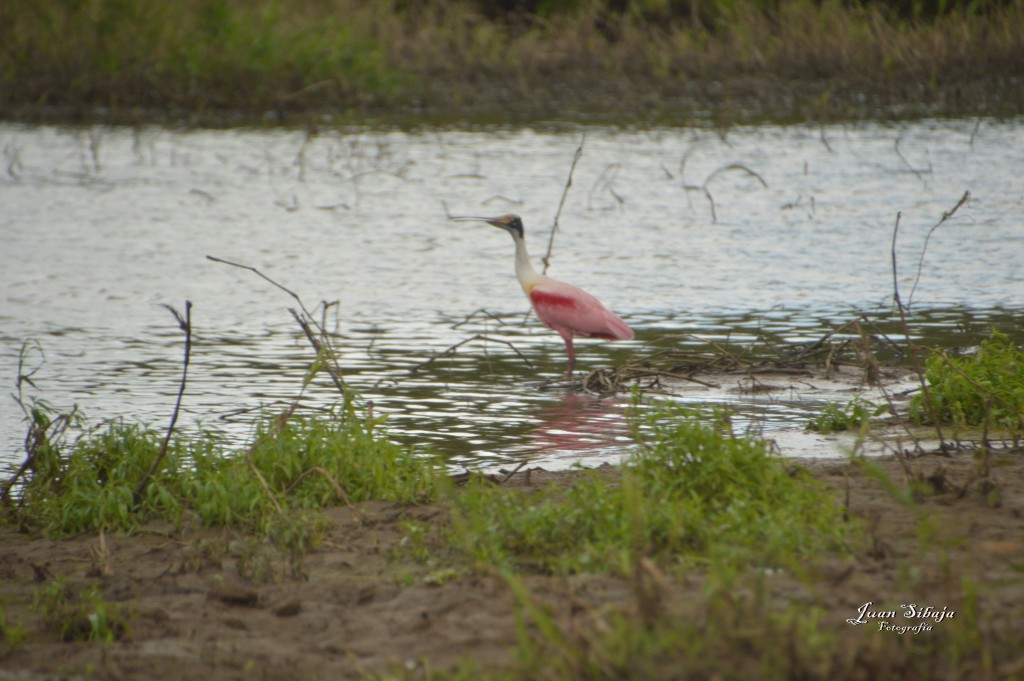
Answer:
[529,280,633,341]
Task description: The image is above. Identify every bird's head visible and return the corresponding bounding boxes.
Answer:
[451,214,525,240]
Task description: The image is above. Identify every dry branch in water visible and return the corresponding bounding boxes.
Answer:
[205,254,348,401]
[134,301,193,505]
[907,191,971,308]
[683,161,768,224]
[409,334,534,375]
[888,192,973,454]
[587,163,624,211]
[204,255,363,520]
[894,134,933,182]
[541,136,585,274]
[1,342,79,509]
[452,308,507,329]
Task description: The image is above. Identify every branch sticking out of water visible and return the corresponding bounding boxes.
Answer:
[906,191,971,309]
[2,342,76,509]
[206,255,313,320]
[205,255,365,521]
[684,162,768,224]
[894,134,933,182]
[134,301,192,506]
[452,308,507,329]
[890,210,947,454]
[588,163,624,211]
[409,334,534,375]
[205,254,348,403]
[541,137,584,274]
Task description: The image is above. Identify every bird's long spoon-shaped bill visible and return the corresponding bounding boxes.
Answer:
[449,215,515,228]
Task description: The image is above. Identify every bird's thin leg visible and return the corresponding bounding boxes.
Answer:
[564,335,576,381]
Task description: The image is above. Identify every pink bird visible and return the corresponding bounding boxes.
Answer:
[455,214,634,381]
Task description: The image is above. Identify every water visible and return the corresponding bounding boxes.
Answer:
[2,119,1022,469]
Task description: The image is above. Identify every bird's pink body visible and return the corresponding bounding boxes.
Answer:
[528,281,634,375]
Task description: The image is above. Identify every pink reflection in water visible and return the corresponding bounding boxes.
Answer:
[528,394,633,461]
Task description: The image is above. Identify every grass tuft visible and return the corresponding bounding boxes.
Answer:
[448,399,853,574]
[909,331,1024,438]
[6,400,440,538]
[32,578,127,643]
[808,398,888,434]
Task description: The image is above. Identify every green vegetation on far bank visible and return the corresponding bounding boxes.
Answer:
[2,0,1023,125]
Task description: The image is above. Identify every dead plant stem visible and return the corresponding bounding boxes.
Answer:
[542,137,584,274]
[891,211,947,453]
[133,301,192,505]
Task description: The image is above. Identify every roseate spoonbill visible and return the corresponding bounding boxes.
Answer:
[453,214,634,380]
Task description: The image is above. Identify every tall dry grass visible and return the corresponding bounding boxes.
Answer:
[2,0,1022,122]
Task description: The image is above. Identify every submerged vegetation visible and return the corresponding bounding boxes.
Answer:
[2,0,1023,124]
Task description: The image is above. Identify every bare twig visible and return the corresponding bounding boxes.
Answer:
[410,334,534,374]
[685,163,767,224]
[542,137,584,274]
[283,466,366,522]
[498,460,531,485]
[587,163,624,211]
[819,124,835,154]
[894,134,932,181]
[679,146,697,180]
[891,212,947,453]
[703,162,768,189]
[452,308,507,329]
[289,308,347,399]
[134,301,192,505]
[246,444,285,515]
[206,255,348,401]
[206,255,315,320]
[2,342,54,507]
[292,127,315,182]
[906,191,970,308]
[969,119,982,147]
[483,195,524,207]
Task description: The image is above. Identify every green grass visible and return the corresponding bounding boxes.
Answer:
[447,401,853,575]
[808,398,888,434]
[0,601,30,649]
[32,578,126,643]
[910,331,1024,437]
[6,399,440,537]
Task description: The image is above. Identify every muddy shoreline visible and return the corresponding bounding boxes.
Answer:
[2,449,1022,680]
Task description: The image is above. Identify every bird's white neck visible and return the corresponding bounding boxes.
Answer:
[510,232,544,293]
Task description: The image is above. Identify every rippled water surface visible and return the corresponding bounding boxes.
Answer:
[2,119,1022,468]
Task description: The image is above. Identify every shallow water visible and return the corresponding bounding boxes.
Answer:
[2,119,1022,469]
